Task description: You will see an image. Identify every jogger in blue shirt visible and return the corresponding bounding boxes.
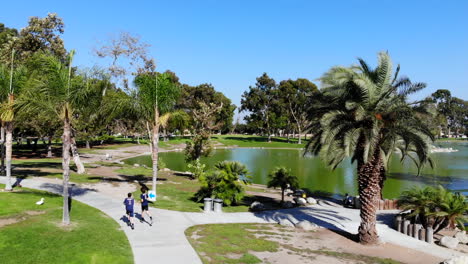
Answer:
[123,193,135,230]
[140,189,153,226]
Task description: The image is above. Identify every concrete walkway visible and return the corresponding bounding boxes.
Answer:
[1,176,463,263]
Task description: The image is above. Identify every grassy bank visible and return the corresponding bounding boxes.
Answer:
[0,185,133,264]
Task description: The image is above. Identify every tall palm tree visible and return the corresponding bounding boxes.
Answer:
[0,49,28,191]
[134,72,180,197]
[306,52,434,244]
[267,167,299,203]
[17,51,89,224]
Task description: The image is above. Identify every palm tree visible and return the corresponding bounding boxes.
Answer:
[306,52,434,244]
[134,72,180,197]
[267,167,299,203]
[195,161,251,205]
[0,49,28,191]
[17,51,89,224]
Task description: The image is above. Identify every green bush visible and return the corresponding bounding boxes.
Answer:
[398,186,467,233]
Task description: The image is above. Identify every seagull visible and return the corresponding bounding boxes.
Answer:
[36,198,44,205]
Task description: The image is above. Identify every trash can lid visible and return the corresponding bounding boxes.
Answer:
[204,198,213,201]
[213,199,223,202]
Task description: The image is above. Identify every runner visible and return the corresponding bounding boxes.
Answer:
[140,188,153,226]
[123,192,135,230]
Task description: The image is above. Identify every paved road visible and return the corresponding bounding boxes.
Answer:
[1,176,462,263]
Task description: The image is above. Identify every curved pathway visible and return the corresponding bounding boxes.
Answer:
[1,176,462,263]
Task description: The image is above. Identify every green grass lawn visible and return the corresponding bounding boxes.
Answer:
[211,135,306,148]
[0,184,133,264]
[186,223,401,264]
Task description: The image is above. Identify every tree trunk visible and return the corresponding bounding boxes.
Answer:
[71,138,85,174]
[33,138,38,152]
[281,188,285,203]
[4,122,13,191]
[1,122,5,175]
[62,117,72,225]
[152,109,160,197]
[297,126,302,145]
[47,137,53,158]
[357,150,383,245]
[85,140,91,149]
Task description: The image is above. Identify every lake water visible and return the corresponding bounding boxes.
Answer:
[124,142,468,198]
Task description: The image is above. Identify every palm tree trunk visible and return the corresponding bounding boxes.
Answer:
[62,117,72,225]
[1,122,5,175]
[70,137,85,174]
[47,137,53,158]
[152,108,160,196]
[4,122,13,191]
[357,151,383,245]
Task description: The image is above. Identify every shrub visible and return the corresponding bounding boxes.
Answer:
[194,161,251,205]
[398,186,467,233]
[187,158,206,179]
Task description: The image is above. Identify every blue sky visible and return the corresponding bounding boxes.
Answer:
[2,0,468,112]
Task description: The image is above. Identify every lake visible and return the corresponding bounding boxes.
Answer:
[124,142,468,198]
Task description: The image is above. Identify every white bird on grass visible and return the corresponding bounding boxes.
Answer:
[36,198,44,205]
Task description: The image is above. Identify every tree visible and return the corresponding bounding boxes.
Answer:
[95,31,154,93]
[267,167,299,203]
[306,52,434,244]
[398,186,467,233]
[177,83,236,133]
[1,13,66,63]
[278,78,318,144]
[194,161,251,205]
[0,49,28,190]
[134,72,180,196]
[0,23,18,47]
[241,73,278,142]
[17,51,89,224]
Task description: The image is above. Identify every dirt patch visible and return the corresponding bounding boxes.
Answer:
[24,210,46,216]
[0,217,25,228]
[252,226,442,264]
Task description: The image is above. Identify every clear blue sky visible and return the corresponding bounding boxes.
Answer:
[3,0,468,112]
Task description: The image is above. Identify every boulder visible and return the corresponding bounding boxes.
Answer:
[278,218,295,227]
[162,168,171,172]
[441,256,468,264]
[295,198,307,206]
[440,236,459,249]
[306,197,317,204]
[454,231,468,244]
[296,220,318,231]
[282,201,294,209]
[250,201,265,211]
[133,163,140,167]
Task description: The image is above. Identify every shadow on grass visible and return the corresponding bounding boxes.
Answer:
[38,182,97,197]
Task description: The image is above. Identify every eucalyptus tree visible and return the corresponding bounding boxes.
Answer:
[306,52,434,244]
[0,49,28,191]
[134,72,180,196]
[17,51,89,224]
[278,78,318,144]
